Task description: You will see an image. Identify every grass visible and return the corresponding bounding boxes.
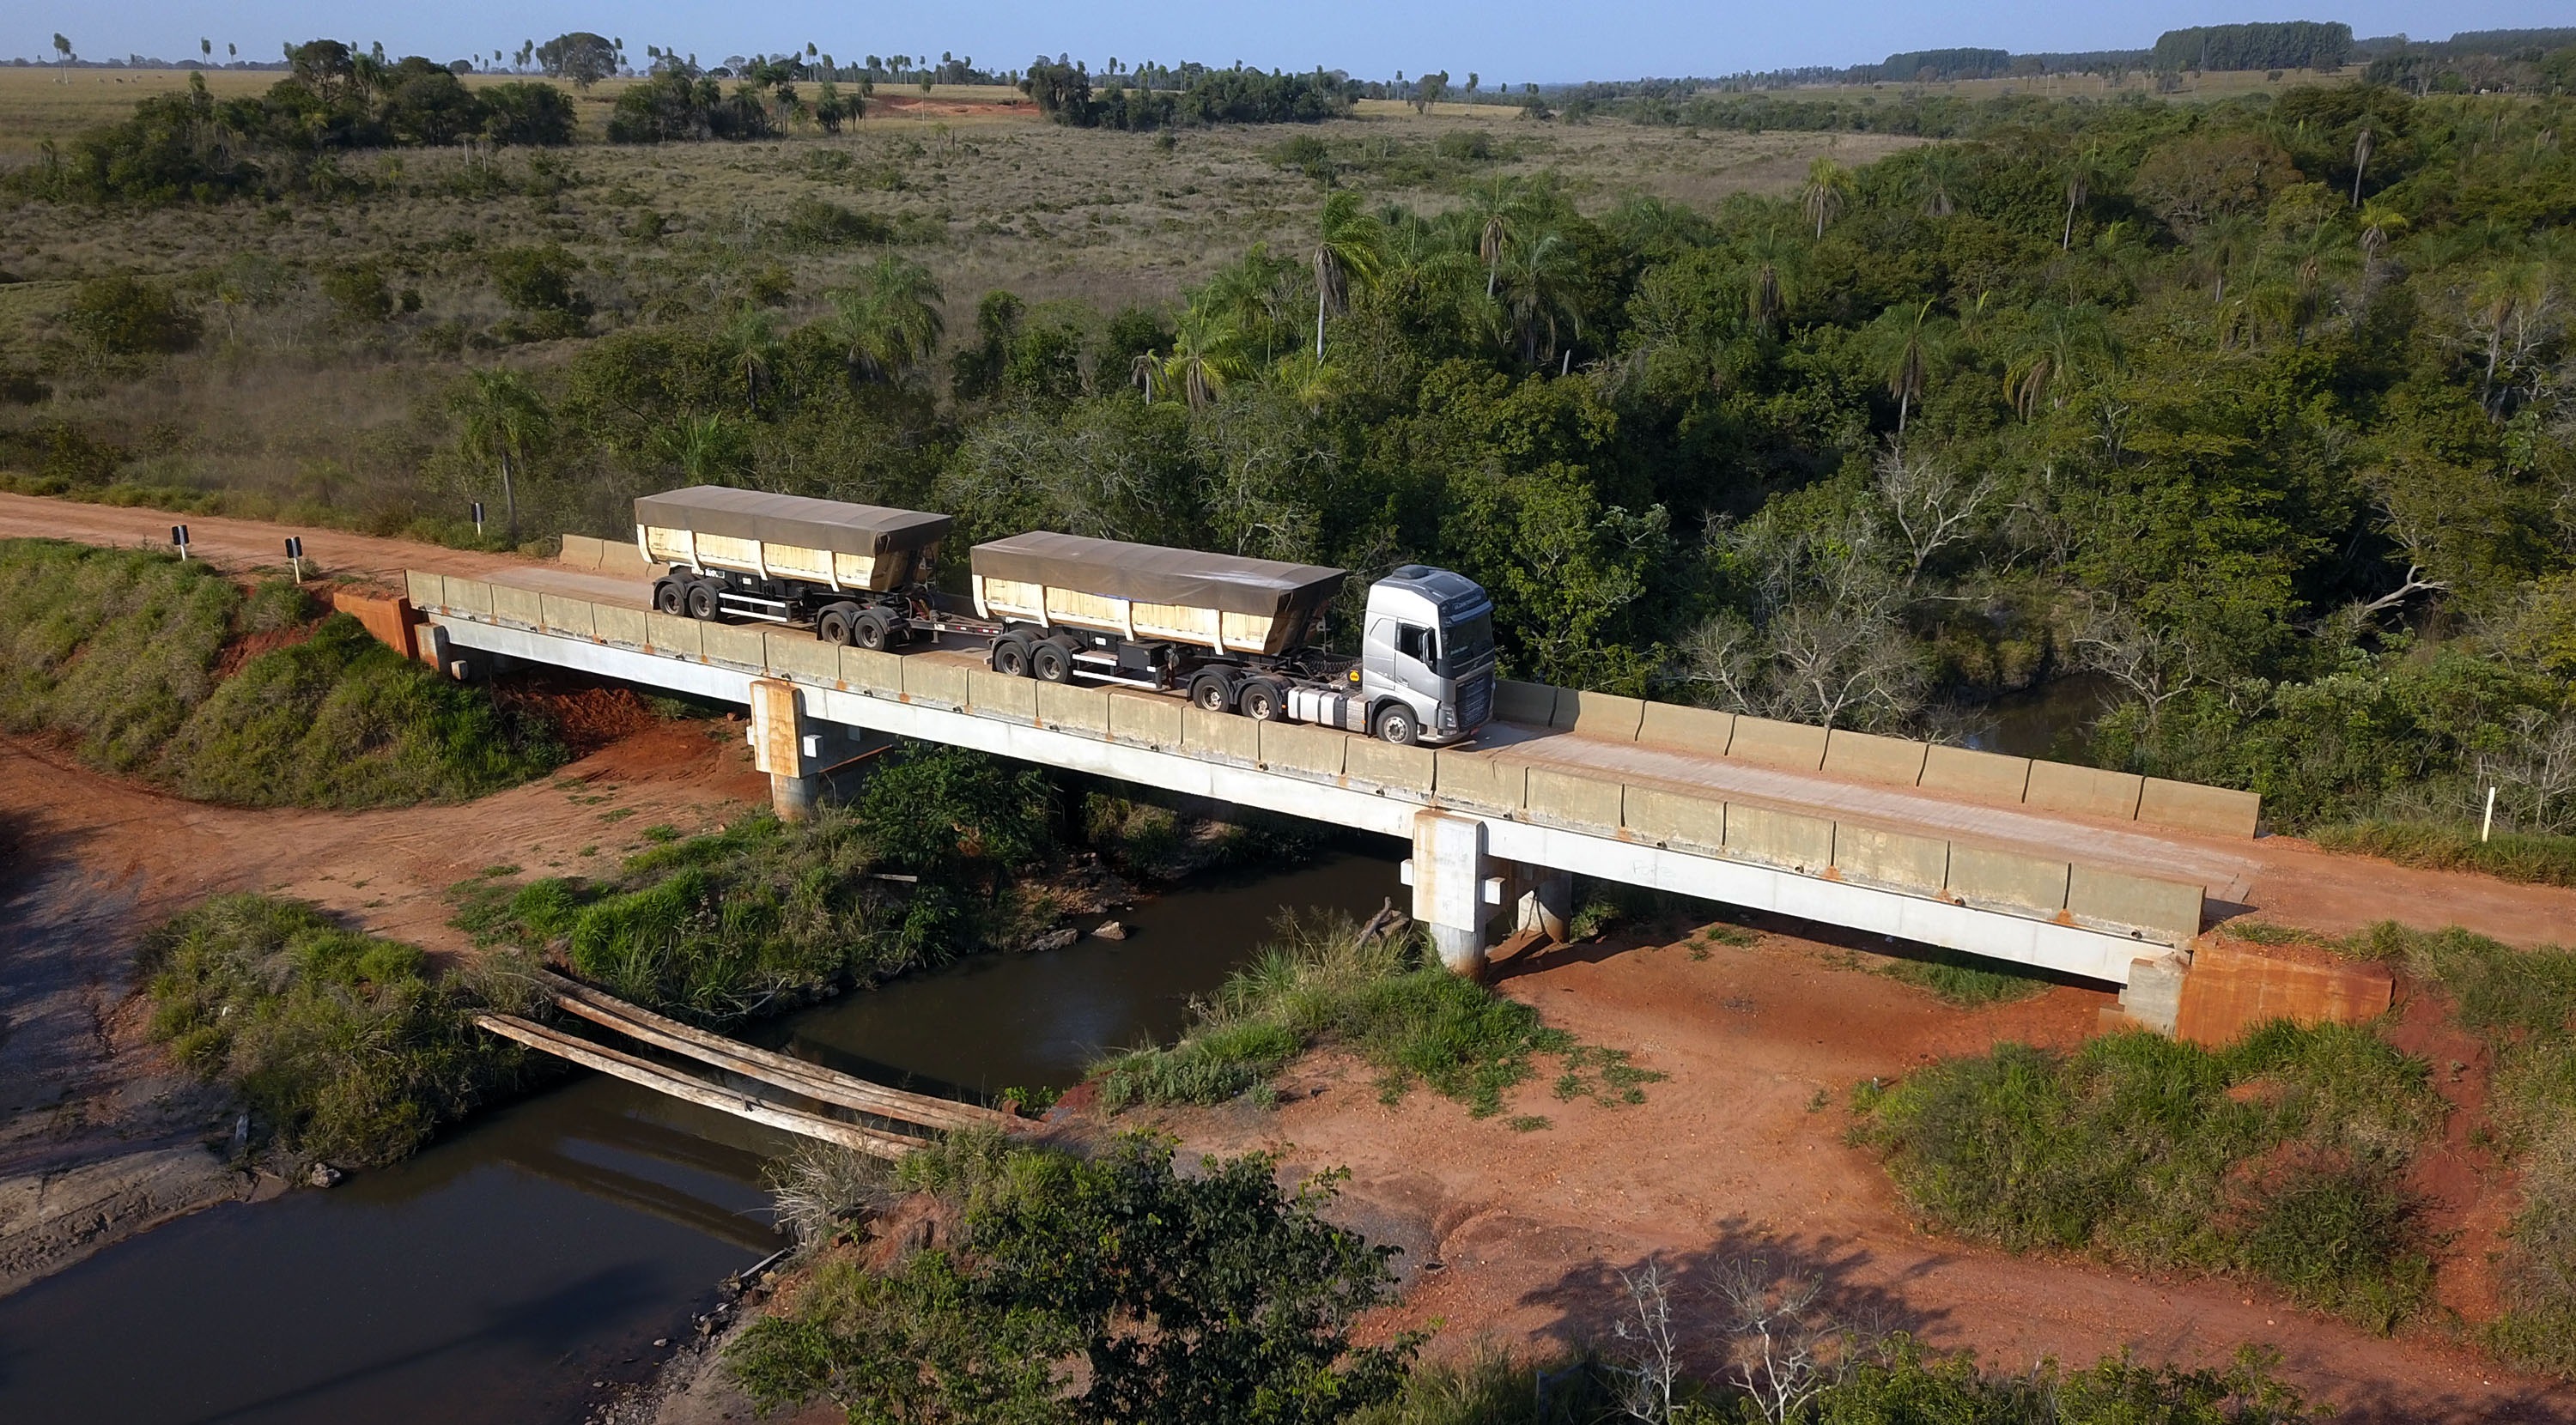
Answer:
[1854,1020,2442,1330]
[142,894,538,1167]
[1881,947,2055,1005]
[0,538,562,804]
[1096,909,1662,1119]
[2314,820,2576,889]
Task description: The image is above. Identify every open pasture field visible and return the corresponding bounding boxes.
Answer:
[1765,63,2362,105]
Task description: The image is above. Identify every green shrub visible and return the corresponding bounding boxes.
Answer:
[1857,1022,2439,1326]
[66,276,201,355]
[0,540,234,771]
[1097,911,1658,1118]
[143,894,531,1166]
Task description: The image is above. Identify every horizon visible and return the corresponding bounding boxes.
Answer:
[17,3,2574,86]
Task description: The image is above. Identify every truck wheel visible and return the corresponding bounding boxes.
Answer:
[1189,671,1236,712]
[653,580,686,616]
[1373,704,1419,746]
[854,612,891,651]
[817,608,855,646]
[685,583,720,620]
[1239,678,1286,722]
[1032,642,1072,683]
[992,639,1032,677]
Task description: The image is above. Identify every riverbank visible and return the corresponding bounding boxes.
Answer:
[0,719,766,1298]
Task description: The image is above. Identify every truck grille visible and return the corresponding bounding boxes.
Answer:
[1459,670,1494,731]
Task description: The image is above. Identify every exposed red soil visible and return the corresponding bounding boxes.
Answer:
[2386,985,2516,1322]
[490,674,672,760]
[1139,924,2576,1423]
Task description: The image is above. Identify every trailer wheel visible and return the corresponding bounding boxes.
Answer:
[992,638,1033,677]
[1189,671,1236,712]
[853,611,892,651]
[1239,678,1286,722]
[817,606,857,646]
[1373,703,1419,746]
[653,580,687,616]
[1032,641,1072,683]
[685,583,720,620]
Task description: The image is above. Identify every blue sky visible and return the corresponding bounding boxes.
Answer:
[23,3,2575,82]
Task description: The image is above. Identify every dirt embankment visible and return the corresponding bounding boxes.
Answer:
[1124,927,2576,1424]
[0,721,767,1296]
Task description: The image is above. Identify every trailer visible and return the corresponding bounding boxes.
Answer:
[639,487,958,647]
[969,531,1496,745]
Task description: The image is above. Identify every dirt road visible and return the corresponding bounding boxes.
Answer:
[1156,928,2575,1422]
[0,724,768,1295]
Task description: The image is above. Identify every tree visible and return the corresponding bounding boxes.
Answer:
[1495,227,1585,367]
[1309,189,1384,360]
[2058,146,2106,251]
[726,1136,1417,1425]
[1158,309,1250,408]
[828,255,945,385]
[1862,300,1954,434]
[1799,157,1852,239]
[716,306,781,412]
[52,33,70,82]
[2350,123,2375,206]
[450,368,549,542]
[534,32,617,88]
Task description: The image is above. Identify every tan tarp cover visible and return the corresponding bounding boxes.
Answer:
[972,531,1346,620]
[634,487,952,556]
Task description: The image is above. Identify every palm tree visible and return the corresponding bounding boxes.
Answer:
[716,306,781,412]
[1739,226,1802,333]
[1157,310,1249,409]
[1910,145,1967,218]
[1310,189,1385,361]
[652,413,750,483]
[827,255,945,383]
[1862,300,1954,434]
[2349,124,2375,207]
[2194,211,2261,304]
[1800,157,1853,240]
[451,368,549,543]
[2002,301,2115,419]
[1495,227,1584,367]
[2057,147,2105,252]
[2468,259,2550,415]
[2358,202,2406,267]
[1459,176,1523,297]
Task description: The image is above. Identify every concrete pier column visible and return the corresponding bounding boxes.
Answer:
[769,771,822,822]
[1517,868,1574,943]
[1404,810,1492,979]
[748,678,817,823]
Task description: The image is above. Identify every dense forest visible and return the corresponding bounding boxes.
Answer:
[7,76,2574,850]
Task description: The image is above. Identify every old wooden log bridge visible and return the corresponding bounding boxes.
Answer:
[477,973,1018,1158]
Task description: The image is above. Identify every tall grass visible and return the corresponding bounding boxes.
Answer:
[0,539,561,804]
[1856,1022,2440,1329]
[1097,911,1660,1119]
[143,894,536,1167]
[2314,821,2576,889]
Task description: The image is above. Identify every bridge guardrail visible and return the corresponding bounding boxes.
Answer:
[413,576,2207,943]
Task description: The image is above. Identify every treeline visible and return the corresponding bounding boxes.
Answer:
[2151,21,2355,73]
[15,41,572,203]
[1020,59,1354,130]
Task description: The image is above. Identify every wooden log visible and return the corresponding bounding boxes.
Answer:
[475,1015,918,1159]
[541,975,1011,1133]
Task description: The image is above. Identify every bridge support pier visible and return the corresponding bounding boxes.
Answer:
[747,678,881,822]
[1517,869,1573,943]
[1406,810,1493,979]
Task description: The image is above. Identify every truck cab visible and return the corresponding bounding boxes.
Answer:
[1361,566,1497,745]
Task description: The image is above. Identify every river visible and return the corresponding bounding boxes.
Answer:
[0,848,1402,1425]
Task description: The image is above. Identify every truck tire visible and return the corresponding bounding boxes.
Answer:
[992,638,1033,677]
[686,583,720,620]
[1032,641,1072,683]
[1373,703,1419,746]
[1188,671,1236,712]
[1238,678,1286,722]
[853,611,892,651]
[653,580,687,616]
[817,606,857,646]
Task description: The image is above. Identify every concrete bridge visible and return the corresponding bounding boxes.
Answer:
[403,549,2263,1019]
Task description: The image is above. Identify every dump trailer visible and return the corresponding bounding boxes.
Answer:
[970,531,1497,746]
[639,487,957,647]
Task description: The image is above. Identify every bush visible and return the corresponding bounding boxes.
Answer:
[1097,910,1659,1118]
[66,276,201,355]
[1856,1022,2439,1326]
[143,894,530,1166]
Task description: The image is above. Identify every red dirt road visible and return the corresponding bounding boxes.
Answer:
[1156,928,2576,1422]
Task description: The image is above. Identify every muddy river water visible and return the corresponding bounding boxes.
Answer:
[0,849,1401,1424]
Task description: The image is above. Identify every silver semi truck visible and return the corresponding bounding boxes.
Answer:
[971,531,1496,746]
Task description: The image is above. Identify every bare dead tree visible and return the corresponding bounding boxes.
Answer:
[2069,595,2197,724]
[1874,443,1997,591]
[1610,1260,1687,1423]
[1710,1256,1850,1424]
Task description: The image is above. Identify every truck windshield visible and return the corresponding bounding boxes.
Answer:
[1434,611,1494,677]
